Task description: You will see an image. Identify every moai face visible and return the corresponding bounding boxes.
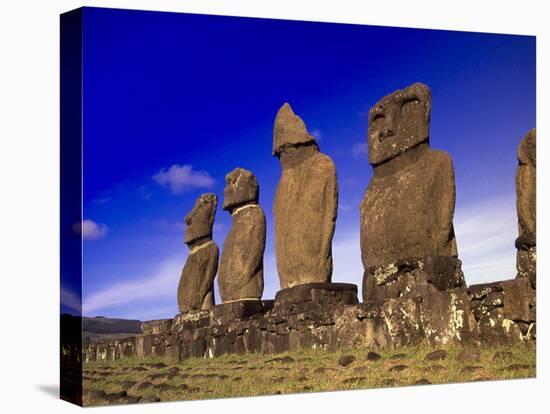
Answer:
[184,193,218,244]
[222,168,259,212]
[368,82,432,166]
[518,128,536,167]
[273,102,316,156]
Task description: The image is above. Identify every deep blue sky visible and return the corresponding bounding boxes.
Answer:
[69,7,535,320]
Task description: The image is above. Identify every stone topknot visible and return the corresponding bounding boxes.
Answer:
[272,102,316,155]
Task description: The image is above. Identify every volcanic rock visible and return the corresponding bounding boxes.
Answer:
[218,168,265,302]
[360,83,460,300]
[177,193,219,312]
[273,103,338,288]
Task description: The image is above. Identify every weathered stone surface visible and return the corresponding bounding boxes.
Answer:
[517,246,536,288]
[382,297,423,347]
[332,303,390,350]
[274,283,358,308]
[363,256,465,301]
[84,280,536,363]
[218,168,265,302]
[211,300,265,324]
[501,278,536,324]
[516,128,536,239]
[177,193,219,313]
[360,83,458,272]
[467,278,535,345]
[418,290,478,346]
[141,319,172,335]
[273,103,338,288]
[515,128,536,287]
[171,309,210,333]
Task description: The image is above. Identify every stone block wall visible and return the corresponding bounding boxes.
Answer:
[83,277,535,363]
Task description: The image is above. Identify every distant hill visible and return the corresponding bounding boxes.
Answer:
[83,316,142,335]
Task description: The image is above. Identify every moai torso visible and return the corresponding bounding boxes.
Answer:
[360,83,461,301]
[177,193,219,312]
[218,168,266,302]
[361,144,457,267]
[273,103,338,289]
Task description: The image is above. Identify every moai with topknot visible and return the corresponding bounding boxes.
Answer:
[272,103,338,289]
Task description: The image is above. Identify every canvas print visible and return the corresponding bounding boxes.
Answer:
[60,7,536,407]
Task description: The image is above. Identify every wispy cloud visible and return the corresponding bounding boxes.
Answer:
[332,229,363,288]
[310,129,322,142]
[352,142,369,158]
[329,196,518,288]
[454,196,517,284]
[73,219,108,240]
[153,164,215,194]
[156,219,186,233]
[61,286,81,314]
[83,256,184,316]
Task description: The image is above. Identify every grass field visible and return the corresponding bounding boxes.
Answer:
[82,343,536,406]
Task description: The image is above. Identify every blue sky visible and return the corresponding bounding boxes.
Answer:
[62,7,535,320]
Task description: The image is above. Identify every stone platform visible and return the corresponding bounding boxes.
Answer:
[83,279,535,363]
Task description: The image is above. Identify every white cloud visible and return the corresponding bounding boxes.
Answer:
[83,256,184,317]
[152,164,215,194]
[72,219,108,240]
[352,142,369,158]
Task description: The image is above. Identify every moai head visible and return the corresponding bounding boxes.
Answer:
[518,128,536,167]
[367,82,432,166]
[273,103,318,163]
[222,168,259,212]
[184,193,218,245]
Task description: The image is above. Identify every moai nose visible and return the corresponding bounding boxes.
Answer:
[184,215,192,225]
[379,127,395,142]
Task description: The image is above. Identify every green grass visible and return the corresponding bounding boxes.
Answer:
[82,343,536,406]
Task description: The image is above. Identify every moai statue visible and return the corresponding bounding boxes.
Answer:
[218,168,266,302]
[177,193,219,313]
[273,103,338,289]
[515,128,536,287]
[360,83,464,301]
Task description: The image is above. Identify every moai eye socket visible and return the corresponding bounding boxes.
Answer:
[372,113,385,121]
[401,97,420,108]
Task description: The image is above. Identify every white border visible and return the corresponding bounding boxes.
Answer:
[0,1,546,413]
